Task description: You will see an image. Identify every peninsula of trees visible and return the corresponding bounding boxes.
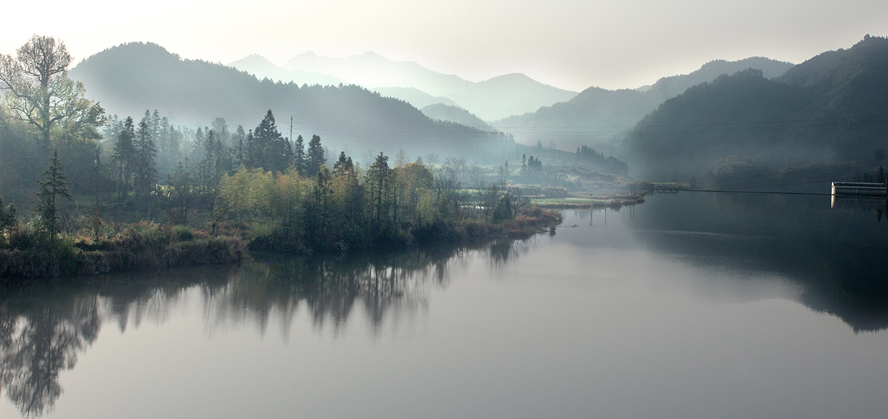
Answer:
[0,36,561,279]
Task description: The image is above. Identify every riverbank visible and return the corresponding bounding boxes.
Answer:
[0,223,247,279]
[0,208,561,280]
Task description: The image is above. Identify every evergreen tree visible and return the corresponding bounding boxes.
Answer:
[245,130,257,169]
[252,110,290,172]
[36,150,72,240]
[306,134,325,177]
[167,159,193,223]
[293,135,306,175]
[333,151,354,176]
[211,117,230,146]
[112,117,136,197]
[232,125,246,168]
[195,129,231,194]
[133,118,157,200]
[150,110,181,176]
[306,165,333,243]
[192,127,206,161]
[492,194,514,222]
[331,151,363,244]
[366,152,392,226]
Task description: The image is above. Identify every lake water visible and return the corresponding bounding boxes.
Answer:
[2,192,887,418]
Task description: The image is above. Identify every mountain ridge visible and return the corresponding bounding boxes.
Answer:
[69,42,514,164]
[231,52,576,121]
[494,57,795,151]
[623,36,888,181]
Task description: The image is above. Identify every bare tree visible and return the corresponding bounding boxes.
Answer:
[210,191,230,236]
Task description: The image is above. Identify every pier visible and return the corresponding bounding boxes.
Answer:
[831,182,888,198]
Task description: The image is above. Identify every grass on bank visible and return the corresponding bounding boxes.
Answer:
[0,221,246,279]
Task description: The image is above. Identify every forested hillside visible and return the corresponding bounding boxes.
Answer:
[624,35,888,184]
[421,104,496,132]
[69,42,512,163]
[494,58,794,150]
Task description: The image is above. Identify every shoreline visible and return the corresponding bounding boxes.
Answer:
[532,194,646,209]
[0,210,562,281]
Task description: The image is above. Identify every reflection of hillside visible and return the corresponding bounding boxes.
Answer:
[630,193,888,331]
[0,239,536,415]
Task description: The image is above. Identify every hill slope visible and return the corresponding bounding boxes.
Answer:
[421,104,496,132]
[624,35,888,181]
[495,58,794,150]
[69,42,512,163]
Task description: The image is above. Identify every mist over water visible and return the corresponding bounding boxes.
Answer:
[2,193,887,418]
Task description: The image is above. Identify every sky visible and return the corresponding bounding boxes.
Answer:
[2,0,887,91]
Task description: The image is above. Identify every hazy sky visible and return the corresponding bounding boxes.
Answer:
[2,0,886,91]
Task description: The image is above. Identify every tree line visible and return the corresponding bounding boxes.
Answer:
[1,36,553,259]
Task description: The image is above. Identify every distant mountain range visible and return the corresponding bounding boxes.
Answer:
[228,54,342,86]
[68,42,515,164]
[624,35,888,181]
[230,52,577,121]
[67,37,888,182]
[493,57,795,151]
[421,104,496,132]
[231,51,798,154]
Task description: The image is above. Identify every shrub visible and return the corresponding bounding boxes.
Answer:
[172,225,196,241]
[462,221,489,238]
[135,221,168,251]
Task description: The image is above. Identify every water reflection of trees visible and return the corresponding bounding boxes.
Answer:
[0,238,539,415]
[0,288,99,417]
[487,238,535,270]
[0,267,238,416]
[209,246,474,337]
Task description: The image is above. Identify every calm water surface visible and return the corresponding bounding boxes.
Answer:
[2,193,887,418]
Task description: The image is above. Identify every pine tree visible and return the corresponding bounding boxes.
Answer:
[307,166,333,241]
[212,117,230,146]
[167,159,193,223]
[293,135,306,175]
[112,117,136,197]
[232,125,246,168]
[133,118,157,200]
[196,129,231,194]
[306,134,325,177]
[253,110,289,172]
[367,152,392,226]
[245,130,257,169]
[333,151,354,176]
[36,150,72,241]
